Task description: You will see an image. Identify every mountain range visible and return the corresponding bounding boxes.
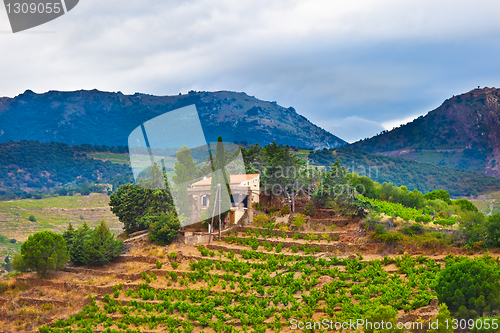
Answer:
[0,89,346,149]
[351,87,500,178]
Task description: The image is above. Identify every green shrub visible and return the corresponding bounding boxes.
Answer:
[28,215,36,222]
[280,205,290,215]
[21,231,69,277]
[267,206,277,214]
[0,282,7,294]
[375,231,403,244]
[66,221,123,266]
[303,201,317,217]
[374,223,387,235]
[453,198,478,212]
[435,257,500,316]
[292,214,306,228]
[401,224,424,236]
[155,260,163,269]
[148,211,181,246]
[252,202,264,211]
[11,253,28,272]
[425,189,452,204]
[253,214,269,226]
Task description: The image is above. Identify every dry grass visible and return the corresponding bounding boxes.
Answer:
[84,274,116,286]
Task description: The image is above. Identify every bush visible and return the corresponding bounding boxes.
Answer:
[148,211,181,246]
[28,215,36,222]
[253,214,269,226]
[425,189,452,204]
[11,253,28,272]
[303,201,317,217]
[21,231,69,277]
[280,205,290,215]
[375,231,403,244]
[292,214,306,228]
[374,223,387,235]
[109,171,174,234]
[66,221,123,266]
[453,199,478,212]
[267,206,277,214]
[401,224,424,236]
[252,202,264,211]
[435,257,500,316]
[363,305,405,333]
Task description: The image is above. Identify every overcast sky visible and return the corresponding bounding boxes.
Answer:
[1,0,500,143]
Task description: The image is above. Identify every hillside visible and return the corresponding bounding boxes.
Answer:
[0,89,346,150]
[0,141,133,199]
[351,87,500,177]
[308,147,500,196]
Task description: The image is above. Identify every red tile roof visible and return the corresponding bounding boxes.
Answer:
[191,174,259,187]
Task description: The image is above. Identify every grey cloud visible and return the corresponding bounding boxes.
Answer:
[1,0,500,142]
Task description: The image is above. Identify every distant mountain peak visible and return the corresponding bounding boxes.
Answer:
[351,87,500,178]
[0,89,346,149]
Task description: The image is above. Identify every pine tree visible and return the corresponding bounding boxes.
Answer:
[69,222,91,265]
[172,145,198,219]
[62,222,75,248]
[427,303,454,333]
[206,136,231,230]
[67,221,123,266]
[82,220,123,265]
[21,231,69,277]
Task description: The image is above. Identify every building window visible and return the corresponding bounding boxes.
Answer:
[202,195,210,207]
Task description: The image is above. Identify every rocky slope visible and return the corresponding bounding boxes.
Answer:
[0,89,346,149]
[351,87,500,178]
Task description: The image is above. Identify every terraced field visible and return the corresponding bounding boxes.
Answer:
[0,194,122,271]
[0,213,460,333]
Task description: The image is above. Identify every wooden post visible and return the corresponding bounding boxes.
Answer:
[218,183,221,240]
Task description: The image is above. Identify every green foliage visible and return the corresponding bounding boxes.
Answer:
[303,201,317,217]
[486,213,500,247]
[374,231,404,244]
[66,221,123,266]
[364,197,433,222]
[11,252,28,272]
[253,214,269,226]
[0,141,132,201]
[309,147,500,197]
[172,145,198,217]
[252,202,264,211]
[460,211,487,246]
[280,205,290,215]
[374,223,387,235]
[267,206,277,214]
[28,215,36,222]
[109,163,174,234]
[291,214,306,228]
[427,303,454,333]
[205,136,231,227]
[148,211,181,246]
[425,189,452,204]
[435,257,500,315]
[312,159,354,207]
[380,183,426,208]
[21,231,69,277]
[242,142,306,212]
[363,305,405,333]
[453,198,479,212]
[0,234,9,244]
